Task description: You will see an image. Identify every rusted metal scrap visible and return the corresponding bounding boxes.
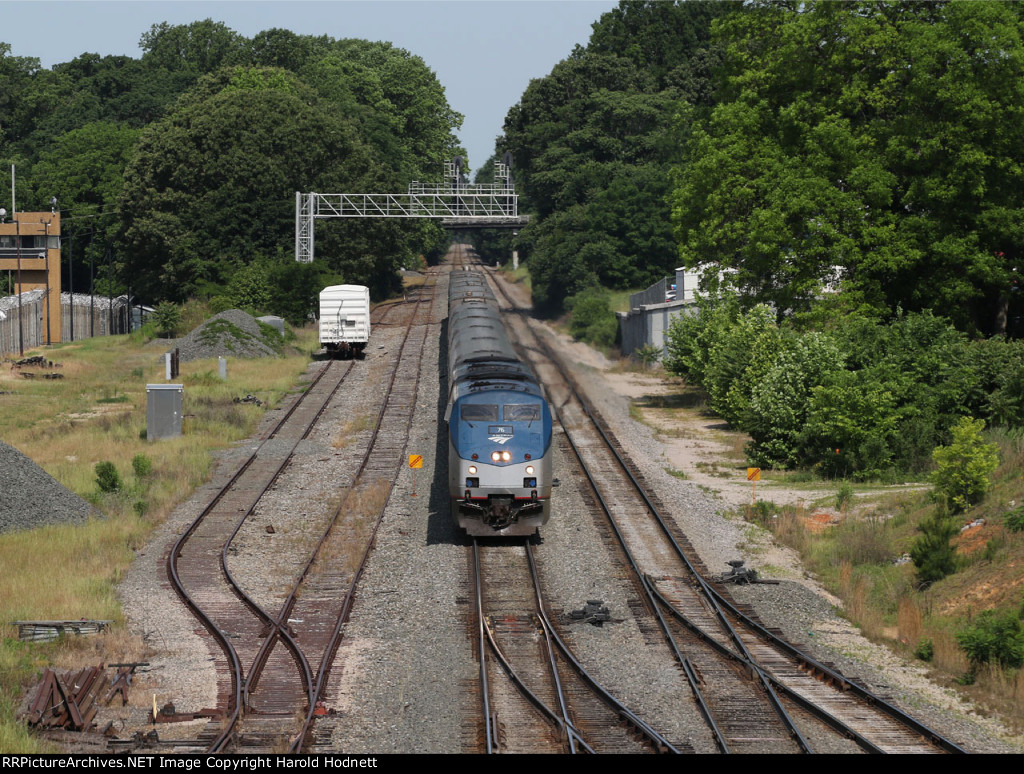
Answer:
[23,663,142,732]
[25,666,106,731]
[11,356,62,369]
[103,663,147,707]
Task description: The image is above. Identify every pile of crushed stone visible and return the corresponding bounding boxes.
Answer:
[174,309,283,363]
[0,440,96,534]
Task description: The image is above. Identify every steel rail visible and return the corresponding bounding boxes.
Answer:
[472,539,591,754]
[222,362,355,727]
[644,579,889,753]
[167,360,341,752]
[525,542,681,754]
[289,277,438,752]
[580,390,965,753]
[553,403,733,754]
[474,538,495,754]
[481,271,733,752]
[494,267,968,754]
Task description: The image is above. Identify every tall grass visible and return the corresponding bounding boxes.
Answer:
[0,324,317,751]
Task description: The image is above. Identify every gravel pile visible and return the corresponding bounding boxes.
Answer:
[0,440,95,533]
[173,309,282,363]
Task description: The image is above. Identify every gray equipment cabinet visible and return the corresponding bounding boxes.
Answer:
[146,384,183,441]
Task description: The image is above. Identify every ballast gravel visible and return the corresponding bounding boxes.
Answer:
[164,309,283,363]
[113,272,1020,754]
[0,439,95,534]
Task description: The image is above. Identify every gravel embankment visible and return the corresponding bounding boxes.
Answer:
[0,440,95,534]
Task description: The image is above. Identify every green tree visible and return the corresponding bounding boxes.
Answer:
[139,19,247,75]
[671,1,1024,334]
[704,303,781,428]
[746,332,845,468]
[500,1,731,314]
[663,293,739,388]
[151,302,182,338]
[801,370,900,479]
[956,611,1024,671]
[119,67,376,300]
[29,121,141,267]
[932,416,999,513]
[0,43,43,153]
[909,511,959,588]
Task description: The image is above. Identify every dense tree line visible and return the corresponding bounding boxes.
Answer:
[665,297,1024,478]
[490,1,1024,340]
[672,0,1024,337]
[489,1,732,314]
[477,0,1024,477]
[0,21,462,318]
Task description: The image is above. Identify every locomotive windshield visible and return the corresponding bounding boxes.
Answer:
[460,404,498,421]
[504,404,541,422]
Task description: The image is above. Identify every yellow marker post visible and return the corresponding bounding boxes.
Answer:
[409,454,423,497]
[747,467,761,505]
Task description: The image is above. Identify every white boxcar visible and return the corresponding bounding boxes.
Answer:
[319,285,371,358]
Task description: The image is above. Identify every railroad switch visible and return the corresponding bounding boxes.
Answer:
[570,599,611,626]
[718,560,777,584]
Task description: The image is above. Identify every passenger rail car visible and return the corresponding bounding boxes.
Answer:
[446,270,553,537]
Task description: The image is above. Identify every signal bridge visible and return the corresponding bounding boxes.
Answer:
[295,160,528,263]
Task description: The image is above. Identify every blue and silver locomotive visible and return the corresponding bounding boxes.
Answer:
[446,270,553,536]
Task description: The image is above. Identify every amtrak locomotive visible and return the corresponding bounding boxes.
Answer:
[445,270,553,536]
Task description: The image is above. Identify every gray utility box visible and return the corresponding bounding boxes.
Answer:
[147,384,183,441]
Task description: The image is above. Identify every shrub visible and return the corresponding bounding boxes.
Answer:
[746,332,844,468]
[801,370,900,479]
[835,481,855,511]
[705,304,782,428]
[914,638,934,662]
[1005,505,1024,533]
[132,454,153,479]
[956,611,1024,671]
[909,511,958,587]
[94,461,122,493]
[151,301,182,338]
[635,343,661,370]
[932,416,999,513]
[228,261,272,311]
[663,294,739,387]
[209,295,235,315]
[567,288,618,348]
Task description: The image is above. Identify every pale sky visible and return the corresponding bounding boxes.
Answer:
[0,0,619,176]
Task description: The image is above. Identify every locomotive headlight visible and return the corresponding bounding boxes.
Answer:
[501,451,511,462]
[525,465,535,475]
[491,451,501,462]
[468,465,477,475]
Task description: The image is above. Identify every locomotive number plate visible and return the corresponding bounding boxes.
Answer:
[488,425,514,440]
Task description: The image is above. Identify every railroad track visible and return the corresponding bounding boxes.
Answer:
[166,282,439,753]
[289,278,439,752]
[483,264,966,754]
[472,538,677,754]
